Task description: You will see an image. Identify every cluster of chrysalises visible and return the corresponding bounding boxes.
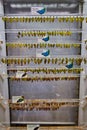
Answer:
[17,31,72,38]
[10,76,78,81]
[9,99,79,110]
[6,43,80,48]
[9,68,83,74]
[2,16,85,23]
[1,57,86,65]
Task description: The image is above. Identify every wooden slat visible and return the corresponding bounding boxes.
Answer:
[0,126,86,130]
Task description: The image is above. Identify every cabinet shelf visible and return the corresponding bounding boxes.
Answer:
[0,13,87,17]
[0,55,86,59]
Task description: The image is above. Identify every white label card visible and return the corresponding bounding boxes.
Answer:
[31,7,46,15]
[12,96,24,103]
[36,49,50,58]
[27,125,39,130]
[38,36,50,43]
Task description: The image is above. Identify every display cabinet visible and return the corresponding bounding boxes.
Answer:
[0,0,87,128]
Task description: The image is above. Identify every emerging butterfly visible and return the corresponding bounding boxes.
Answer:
[41,49,50,57]
[37,8,45,15]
